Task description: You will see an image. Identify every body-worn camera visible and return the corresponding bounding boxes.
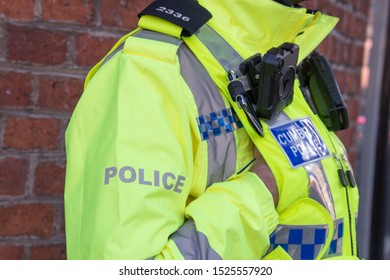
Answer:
[228,42,299,136]
[240,42,299,120]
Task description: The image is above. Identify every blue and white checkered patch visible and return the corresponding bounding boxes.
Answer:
[197,108,243,141]
[323,219,344,258]
[268,220,344,260]
[268,225,328,260]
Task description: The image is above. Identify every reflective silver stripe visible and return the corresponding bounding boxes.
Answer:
[134,29,239,187]
[171,219,222,260]
[305,162,336,220]
[178,44,238,187]
[100,42,125,67]
[134,29,182,45]
[99,30,182,69]
[266,111,291,127]
[196,25,244,74]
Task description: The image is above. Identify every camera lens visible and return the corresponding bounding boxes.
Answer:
[279,67,295,100]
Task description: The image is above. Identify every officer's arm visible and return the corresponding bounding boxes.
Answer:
[154,172,279,260]
[251,147,279,207]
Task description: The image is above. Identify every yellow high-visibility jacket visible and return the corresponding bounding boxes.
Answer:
[64,0,360,260]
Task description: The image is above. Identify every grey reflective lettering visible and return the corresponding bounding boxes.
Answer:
[173,175,185,193]
[104,165,186,194]
[104,167,117,185]
[139,169,152,186]
[162,172,175,190]
[119,166,136,183]
[154,170,160,187]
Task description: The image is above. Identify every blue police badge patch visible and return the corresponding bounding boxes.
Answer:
[270,117,330,168]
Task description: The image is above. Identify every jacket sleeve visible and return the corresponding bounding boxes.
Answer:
[64,35,278,260]
[155,171,279,260]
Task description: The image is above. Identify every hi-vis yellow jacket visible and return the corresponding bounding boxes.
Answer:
[64,0,360,260]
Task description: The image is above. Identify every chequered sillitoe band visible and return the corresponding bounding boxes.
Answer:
[197,108,243,141]
[268,221,344,260]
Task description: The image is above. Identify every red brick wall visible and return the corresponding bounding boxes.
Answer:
[0,0,370,259]
[0,0,153,260]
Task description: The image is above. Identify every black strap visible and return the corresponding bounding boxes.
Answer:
[138,0,212,37]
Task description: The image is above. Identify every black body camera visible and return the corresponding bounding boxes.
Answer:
[240,42,299,120]
[298,52,349,131]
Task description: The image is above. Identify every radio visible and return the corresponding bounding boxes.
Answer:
[297,52,349,131]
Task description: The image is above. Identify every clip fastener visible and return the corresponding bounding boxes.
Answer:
[228,71,264,136]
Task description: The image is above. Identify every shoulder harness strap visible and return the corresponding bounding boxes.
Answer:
[138,0,212,37]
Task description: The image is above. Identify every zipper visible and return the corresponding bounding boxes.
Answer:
[332,152,348,188]
[340,153,356,188]
[327,132,356,256]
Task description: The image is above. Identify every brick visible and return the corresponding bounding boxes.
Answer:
[345,98,362,125]
[352,44,365,67]
[0,157,28,196]
[327,36,341,64]
[3,117,61,150]
[30,244,66,260]
[303,1,317,10]
[0,244,24,260]
[41,0,95,24]
[346,71,361,94]
[0,72,32,107]
[7,25,67,65]
[343,11,355,37]
[358,18,369,41]
[60,211,65,235]
[317,38,329,58]
[101,0,152,30]
[360,0,371,18]
[315,1,335,15]
[340,71,349,95]
[38,76,84,112]
[75,33,118,67]
[353,0,370,18]
[34,162,65,196]
[340,42,351,66]
[0,203,56,238]
[0,0,34,21]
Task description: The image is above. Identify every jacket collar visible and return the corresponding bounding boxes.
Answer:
[199,0,339,62]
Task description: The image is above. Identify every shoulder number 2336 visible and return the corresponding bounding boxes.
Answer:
[156,6,190,22]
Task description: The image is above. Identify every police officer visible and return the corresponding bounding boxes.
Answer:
[64,0,360,260]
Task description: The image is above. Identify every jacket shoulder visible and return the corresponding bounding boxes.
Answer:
[123,30,183,65]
